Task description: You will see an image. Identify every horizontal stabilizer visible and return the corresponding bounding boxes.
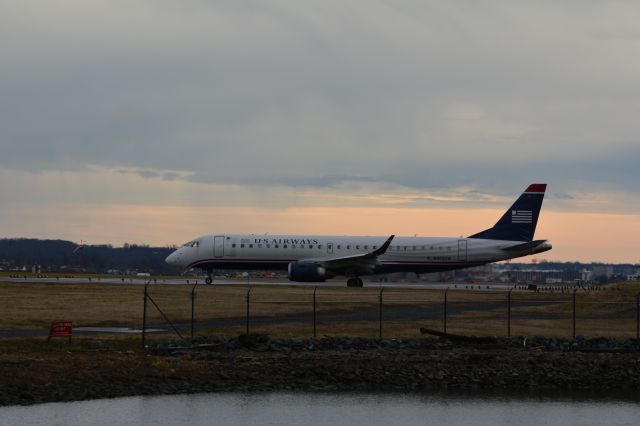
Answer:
[501,240,548,251]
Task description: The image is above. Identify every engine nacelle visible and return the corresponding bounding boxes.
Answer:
[288,262,326,282]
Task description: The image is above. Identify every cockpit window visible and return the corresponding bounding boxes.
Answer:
[183,240,200,248]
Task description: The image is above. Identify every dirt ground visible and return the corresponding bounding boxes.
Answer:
[1,336,640,406]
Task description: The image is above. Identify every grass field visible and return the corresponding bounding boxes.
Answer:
[0,280,638,341]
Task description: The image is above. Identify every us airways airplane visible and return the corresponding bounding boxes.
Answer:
[166,184,551,286]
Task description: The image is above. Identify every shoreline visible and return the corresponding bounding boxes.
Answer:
[2,335,640,406]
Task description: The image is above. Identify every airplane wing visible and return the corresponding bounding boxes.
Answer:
[299,235,395,275]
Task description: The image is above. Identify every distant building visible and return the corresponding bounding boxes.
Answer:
[592,265,614,280]
[497,268,590,284]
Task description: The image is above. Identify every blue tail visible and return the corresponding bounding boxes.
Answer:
[468,184,547,242]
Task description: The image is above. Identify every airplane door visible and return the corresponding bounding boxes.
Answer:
[327,243,334,254]
[214,236,225,258]
[457,240,468,261]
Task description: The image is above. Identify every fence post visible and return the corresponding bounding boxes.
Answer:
[636,292,639,340]
[444,288,449,334]
[246,286,252,335]
[379,287,385,339]
[313,286,317,339]
[572,288,577,339]
[191,280,198,340]
[142,282,149,348]
[507,288,513,338]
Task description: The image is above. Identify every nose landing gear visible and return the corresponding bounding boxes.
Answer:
[347,277,363,287]
[205,272,213,285]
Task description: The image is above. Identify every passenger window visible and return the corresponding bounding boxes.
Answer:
[373,246,377,250]
[337,245,341,250]
[347,245,351,249]
[292,244,296,249]
[267,244,271,248]
[275,244,279,248]
[318,245,322,249]
[258,244,262,248]
[249,244,253,248]
[240,244,244,248]
[283,244,287,248]
[309,245,313,249]
[232,244,236,248]
[364,245,368,250]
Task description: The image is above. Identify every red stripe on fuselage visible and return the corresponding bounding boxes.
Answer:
[187,258,294,268]
[187,258,482,269]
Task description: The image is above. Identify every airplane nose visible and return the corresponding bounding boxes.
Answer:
[166,251,180,265]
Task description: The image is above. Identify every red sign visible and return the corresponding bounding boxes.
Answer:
[48,321,72,342]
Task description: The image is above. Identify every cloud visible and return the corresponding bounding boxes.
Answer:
[552,193,575,200]
[1,1,639,210]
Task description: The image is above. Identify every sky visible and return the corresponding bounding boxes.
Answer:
[1,1,639,263]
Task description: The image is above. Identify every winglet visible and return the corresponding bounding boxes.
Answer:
[372,235,395,256]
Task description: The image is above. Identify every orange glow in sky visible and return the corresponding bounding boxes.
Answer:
[5,203,639,264]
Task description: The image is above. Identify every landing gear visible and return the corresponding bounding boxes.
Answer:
[347,277,363,287]
[205,272,213,285]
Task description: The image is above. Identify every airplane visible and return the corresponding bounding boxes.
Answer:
[165,183,551,286]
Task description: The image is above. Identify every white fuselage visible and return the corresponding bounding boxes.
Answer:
[166,234,551,276]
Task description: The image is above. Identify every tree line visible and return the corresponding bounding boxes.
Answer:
[0,239,180,275]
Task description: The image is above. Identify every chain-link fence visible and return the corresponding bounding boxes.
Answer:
[0,280,637,343]
[140,283,640,345]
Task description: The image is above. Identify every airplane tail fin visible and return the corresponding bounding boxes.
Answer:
[468,184,547,242]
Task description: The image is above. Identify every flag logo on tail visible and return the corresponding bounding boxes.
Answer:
[512,210,533,224]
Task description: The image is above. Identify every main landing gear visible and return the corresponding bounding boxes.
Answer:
[347,277,363,287]
[205,272,213,285]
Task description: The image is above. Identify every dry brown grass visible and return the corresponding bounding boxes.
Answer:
[1,280,639,340]
[0,282,143,328]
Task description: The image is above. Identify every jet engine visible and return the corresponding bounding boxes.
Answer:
[287,262,326,282]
